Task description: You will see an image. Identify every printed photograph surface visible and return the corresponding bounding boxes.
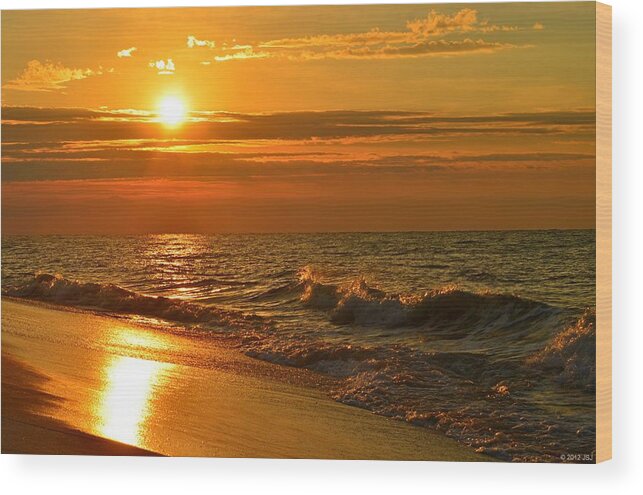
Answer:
[1,2,597,462]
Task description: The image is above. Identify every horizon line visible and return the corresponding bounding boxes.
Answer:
[1,227,597,237]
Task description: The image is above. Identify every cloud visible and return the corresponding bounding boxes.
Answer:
[216,37,514,63]
[3,60,100,92]
[406,8,478,36]
[216,8,526,62]
[214,47,269,62]
[1,106,100,122]
[1,138,595,184]
[533,22,545,30]
[1,106,596,147]
[2,106,596,128]
[292,39,516,60]
[1,106,595,200]
[259,29,409,49]
[260,9,518,50]
[149,58,175,75]
[405,8,519,36]
[225,44,253,50]
[187,35,215,48]
[117,47,137,58]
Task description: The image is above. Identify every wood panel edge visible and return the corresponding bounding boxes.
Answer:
[595,0,612,464]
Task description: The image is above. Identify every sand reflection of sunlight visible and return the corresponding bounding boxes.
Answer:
[116,328,168,350]
[97,323,175,447]
[97,355,172,447]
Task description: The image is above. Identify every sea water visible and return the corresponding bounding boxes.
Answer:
[1,230,596,462]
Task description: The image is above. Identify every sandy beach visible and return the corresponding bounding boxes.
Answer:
[1,298,488,460]
[2,353,158,456]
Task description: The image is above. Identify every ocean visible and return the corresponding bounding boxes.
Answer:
[1,230,596,462]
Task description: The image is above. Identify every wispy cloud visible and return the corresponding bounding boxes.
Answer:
[1,106,596,146]
[212,38,514,63]
[260,9,517,50]
[287,39,516,61]
[3,60,105,92]
[214,47,270,62]
[187,35,215,49]
[1,105,595,230]
[259,30,409,49]
[149,58,175,75]
[227,8,525,62]
[117,47,137,58]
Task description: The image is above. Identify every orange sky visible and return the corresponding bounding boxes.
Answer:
[1,3,597,234]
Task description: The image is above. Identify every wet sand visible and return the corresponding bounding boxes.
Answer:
[2,354,159,456]
[1,299,489,461]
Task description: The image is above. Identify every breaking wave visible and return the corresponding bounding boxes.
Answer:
[296,266,561,343]
[527,309,596,390]
[241,309,596,463]
[4,269,596,462]
[4,273,262,329]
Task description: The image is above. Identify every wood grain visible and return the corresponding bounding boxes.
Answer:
[595,1,612,464]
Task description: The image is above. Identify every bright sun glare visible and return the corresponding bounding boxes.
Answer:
[157,95,187,127]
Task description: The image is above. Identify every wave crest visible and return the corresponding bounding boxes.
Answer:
[298,267,555,333]
[5,273,261,328]
[527,309,596,390]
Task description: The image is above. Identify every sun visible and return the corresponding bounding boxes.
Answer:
[157,95,187,127]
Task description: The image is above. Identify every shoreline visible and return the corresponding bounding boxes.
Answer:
[1,298,490,461]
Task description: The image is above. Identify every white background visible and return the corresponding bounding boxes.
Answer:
[0,0,641,493]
